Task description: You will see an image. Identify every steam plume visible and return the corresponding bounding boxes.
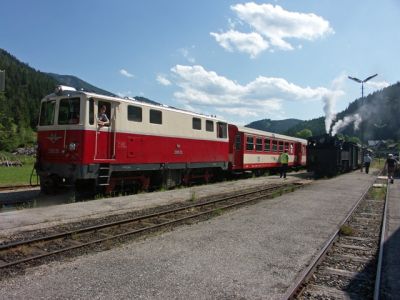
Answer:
[331,113,362,136]
[323,75,346,134]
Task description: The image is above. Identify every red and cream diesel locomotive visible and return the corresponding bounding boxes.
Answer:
[35,86,307,194]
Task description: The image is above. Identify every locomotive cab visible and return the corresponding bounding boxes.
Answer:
[36,86,117,193]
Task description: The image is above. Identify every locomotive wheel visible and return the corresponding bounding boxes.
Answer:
[39,175,60,194]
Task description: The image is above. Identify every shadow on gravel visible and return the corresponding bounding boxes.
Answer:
[0,189,76,212]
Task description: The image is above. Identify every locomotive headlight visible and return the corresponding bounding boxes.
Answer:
[68,142,78,151]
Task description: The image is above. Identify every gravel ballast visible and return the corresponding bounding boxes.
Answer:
[0,171,376,299]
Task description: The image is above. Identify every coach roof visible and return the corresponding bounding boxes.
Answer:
[236,126,307,143]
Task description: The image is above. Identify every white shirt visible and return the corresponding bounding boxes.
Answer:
[364,155,372,163]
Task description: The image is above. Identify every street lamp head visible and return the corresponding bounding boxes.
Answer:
[348,76,362,83]
[363,74,378,83]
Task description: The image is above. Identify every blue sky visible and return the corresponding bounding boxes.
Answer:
[1,0,399,126]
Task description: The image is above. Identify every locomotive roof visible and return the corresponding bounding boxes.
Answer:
[45,87,224,122]
[236,126,307,143]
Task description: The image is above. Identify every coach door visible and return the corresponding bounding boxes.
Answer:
[295,142,303,165]
[95,101,116,160]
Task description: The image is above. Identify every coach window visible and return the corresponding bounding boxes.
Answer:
[217,122,227,138]
[39,100,56,126]
[58,97,80,125]
[256,137,263,151]
[278,141,284,152]
[289,143,294,154]
[206,120,214,132]
[150,109,162,124]
[246,136,254,151]
[192,117,201,130]
[272,140,278,152]
[284,142,289,152]
[264,139,271,152]
[128,105,142,122]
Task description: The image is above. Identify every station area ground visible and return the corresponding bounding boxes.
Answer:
[382,176,400,298]
[0,172,312,239]
[0,169,398,299]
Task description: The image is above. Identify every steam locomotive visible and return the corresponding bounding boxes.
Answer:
[307,134,362,177]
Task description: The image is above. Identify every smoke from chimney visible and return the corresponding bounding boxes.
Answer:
[331,113,362,136]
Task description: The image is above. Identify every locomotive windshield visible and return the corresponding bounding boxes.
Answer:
[58,98,80,125]
[39,100,56,126]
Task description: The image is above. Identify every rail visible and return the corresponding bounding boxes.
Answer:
[282,172,387,299]
[0,181,307,272]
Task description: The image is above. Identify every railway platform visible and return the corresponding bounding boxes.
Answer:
[0,172,311,241]
[382,177,400,298]
[0,170,381,299]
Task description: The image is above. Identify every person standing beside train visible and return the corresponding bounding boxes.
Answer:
[385,153,397,184]
[363,152,372,174]
[278,149,289,179]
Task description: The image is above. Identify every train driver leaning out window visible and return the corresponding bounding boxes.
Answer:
[97,105,110,127]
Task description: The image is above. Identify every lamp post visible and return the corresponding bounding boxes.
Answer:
[348,73,378,172]
[348,74,378,145]
[348,74,378,99]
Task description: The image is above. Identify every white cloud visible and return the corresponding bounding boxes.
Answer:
[119,69,134,78]
[156,74,171,86]
[210,30,269,58]
[212,2,334,56]
[170,64,332,119]
[365,80,390,90]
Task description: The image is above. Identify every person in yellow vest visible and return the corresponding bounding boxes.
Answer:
[278,149,289,179]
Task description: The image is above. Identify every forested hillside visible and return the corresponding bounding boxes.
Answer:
[285,83,400,141]
[0,49,57,150]
[246,118,302,134]
[247,83,400,142]
[47,73,114,96]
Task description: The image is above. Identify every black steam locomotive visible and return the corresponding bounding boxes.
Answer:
[307,134,362,178]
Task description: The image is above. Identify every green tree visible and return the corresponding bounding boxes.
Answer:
[347,136,361,144]
[295,128,313,139]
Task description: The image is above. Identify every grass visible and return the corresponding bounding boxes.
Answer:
[189,190,196,202]
[340,225,354,236]
[368,186,386,200]
[371,158,385,170]
[0,152,37,186]
[0,163,37,186]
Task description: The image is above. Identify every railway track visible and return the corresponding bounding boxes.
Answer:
[0,181,306,274]
[284,175,388,299]
[0,184,39,192]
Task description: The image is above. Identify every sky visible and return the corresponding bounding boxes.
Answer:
[1,0,399,126]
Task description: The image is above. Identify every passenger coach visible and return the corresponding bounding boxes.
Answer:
[36,86,229,194]
[228,125,307,174]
